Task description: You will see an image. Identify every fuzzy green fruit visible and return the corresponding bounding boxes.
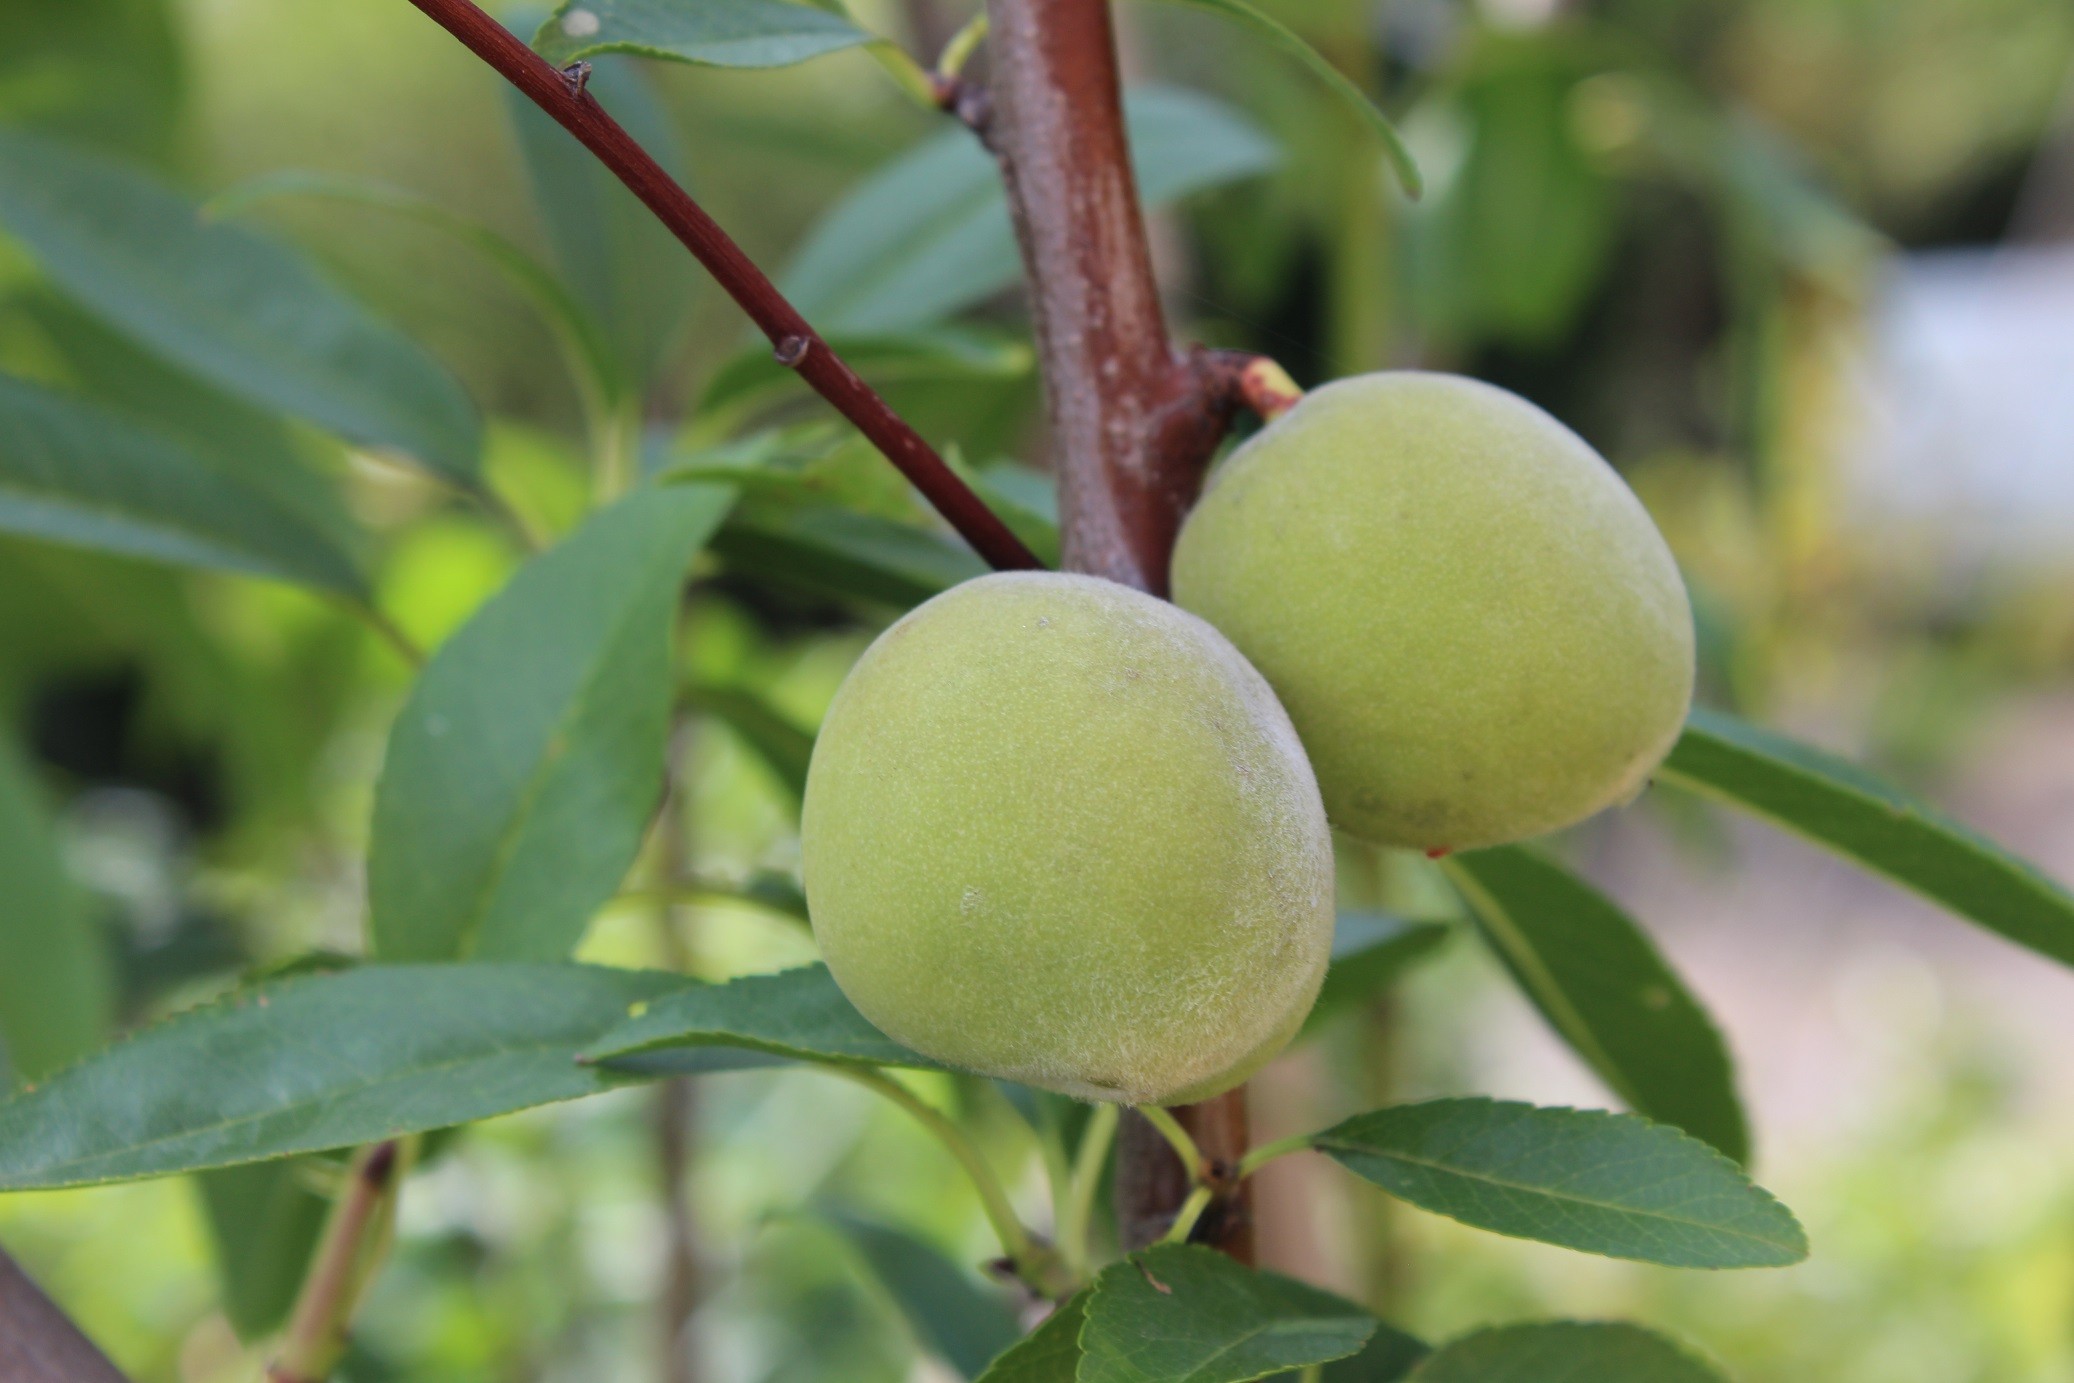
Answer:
[1172,372,1694,852]
[801,571,1335,1106]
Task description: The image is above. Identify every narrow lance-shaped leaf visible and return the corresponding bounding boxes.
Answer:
[584,964,941,1072]
[370,484,734,962]
[0,373,368,596]
[0,128,482,483]
[696,683,815,804]
[1313,1098,1806,1269]
[823,1209,1022,1380]
[535,0,870,68]
[195,1159,332,1341]
[1305,910,1452,1033]
[975,1293,1087,1383]
[209,171,625,416]
[783,86,1279,333]
[0,963,687,1191]
[1138,0,1420,197]
[1660,707,2074,970]
[709,502,987,611]
[1078,1244,1377,1383]
[1442,848,1749,1164]
[1407,1321,1729,1383]
[1324,1323,1430,1382]
[0,735,113,1085]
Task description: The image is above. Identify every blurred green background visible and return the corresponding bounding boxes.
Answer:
[4,0,2074,1379]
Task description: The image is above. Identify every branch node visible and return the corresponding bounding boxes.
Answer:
[559,59,592,98]
[774,334,813,368]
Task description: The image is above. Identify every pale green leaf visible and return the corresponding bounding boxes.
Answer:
[1407,1321,1727,1382]
[1314,1099,1805,1268]
[0,734,112,1085]
[369,485,734,962]
[824,1209,1022,1378]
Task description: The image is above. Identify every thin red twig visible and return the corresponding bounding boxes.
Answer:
[401,0,1043,574]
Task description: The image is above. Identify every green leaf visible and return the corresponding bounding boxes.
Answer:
[1407,1321,1727,1383]
[502,42,695,390]
[0,963,684,1190]
[1305,910,1451,1032]
[369,484,733,962]
[209,170,625,414]
[0,372,369,595]
[0,0,184,161]
[1661,708,2074,969]
[534,0,870,68]
[1322,1323,1430,1381]
[1139,0,1419,198]
[0,735,113,1085]
[1441,849,1748,1164]
[975,1293,1087,1383]
[195,1159,331,1341]
[783,85,1279,332]
[20,289,368,568]
[695,683,814,803]
[1079,1244,1376,1383]
[694,328,1034,429]
[823,1209,1022,1379]
[0,128,482,483]
[1313,1099,1805,1268]
[583,964,941,1071]
[710,502,986,610]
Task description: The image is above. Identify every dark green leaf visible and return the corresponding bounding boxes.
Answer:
[0,963,684,1190]
[0,373,368,595]
[503,43,695,390]
[583,964,940,1070]
[694,328,1034,428]
[1305,911,1451,1032]
[824,1209,1022,1378]
[783,86,1278,332]
[0,0,184,160]
[696,683,815,803]
[1407,1321,1727,1383]
[209,171,625,413]
[20,289,367,568]
[1314,1099,1805,1268]
[1322,1322,1430,1381]
[1661,708,2074,970]
[0,128,482,483]
[1442,849,1748,1163]
[195,1159,331,1341]
[1080,1244,1375,1383]
[0,735,113,1085]
[1140,0,1419,197]
[711,503,986,611]
[975,1293,1087,1383]
[534,0,870,68]
[369,484,734,962]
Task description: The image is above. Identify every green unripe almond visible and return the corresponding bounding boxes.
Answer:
[801,571,1335,1106]
[1173,372,1695,852]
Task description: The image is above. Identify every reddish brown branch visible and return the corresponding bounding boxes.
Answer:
[984,0,1254,1258]
[401,0,1042,574]
[0,1247,132,1383]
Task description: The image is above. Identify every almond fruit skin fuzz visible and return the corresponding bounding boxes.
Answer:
[1174,372,1695,852]
[802,571,1335,1106]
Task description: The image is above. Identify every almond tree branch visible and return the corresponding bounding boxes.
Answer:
[0,1247,131,1383]
[983,0,1255,1260]
[400,0,1042,574]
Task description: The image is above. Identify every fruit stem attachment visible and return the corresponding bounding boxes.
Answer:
[831,1066,1067,1294]
[1138,1105,1208,1182]
[399,0,1042,574]
[1059,1102,1119,1274]
[1237,357,1304,423]
[1160,1185,1216,1245]
[1235,1132,1315,1179]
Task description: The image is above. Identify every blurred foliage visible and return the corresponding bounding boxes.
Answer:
[1,0,2072,1379]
